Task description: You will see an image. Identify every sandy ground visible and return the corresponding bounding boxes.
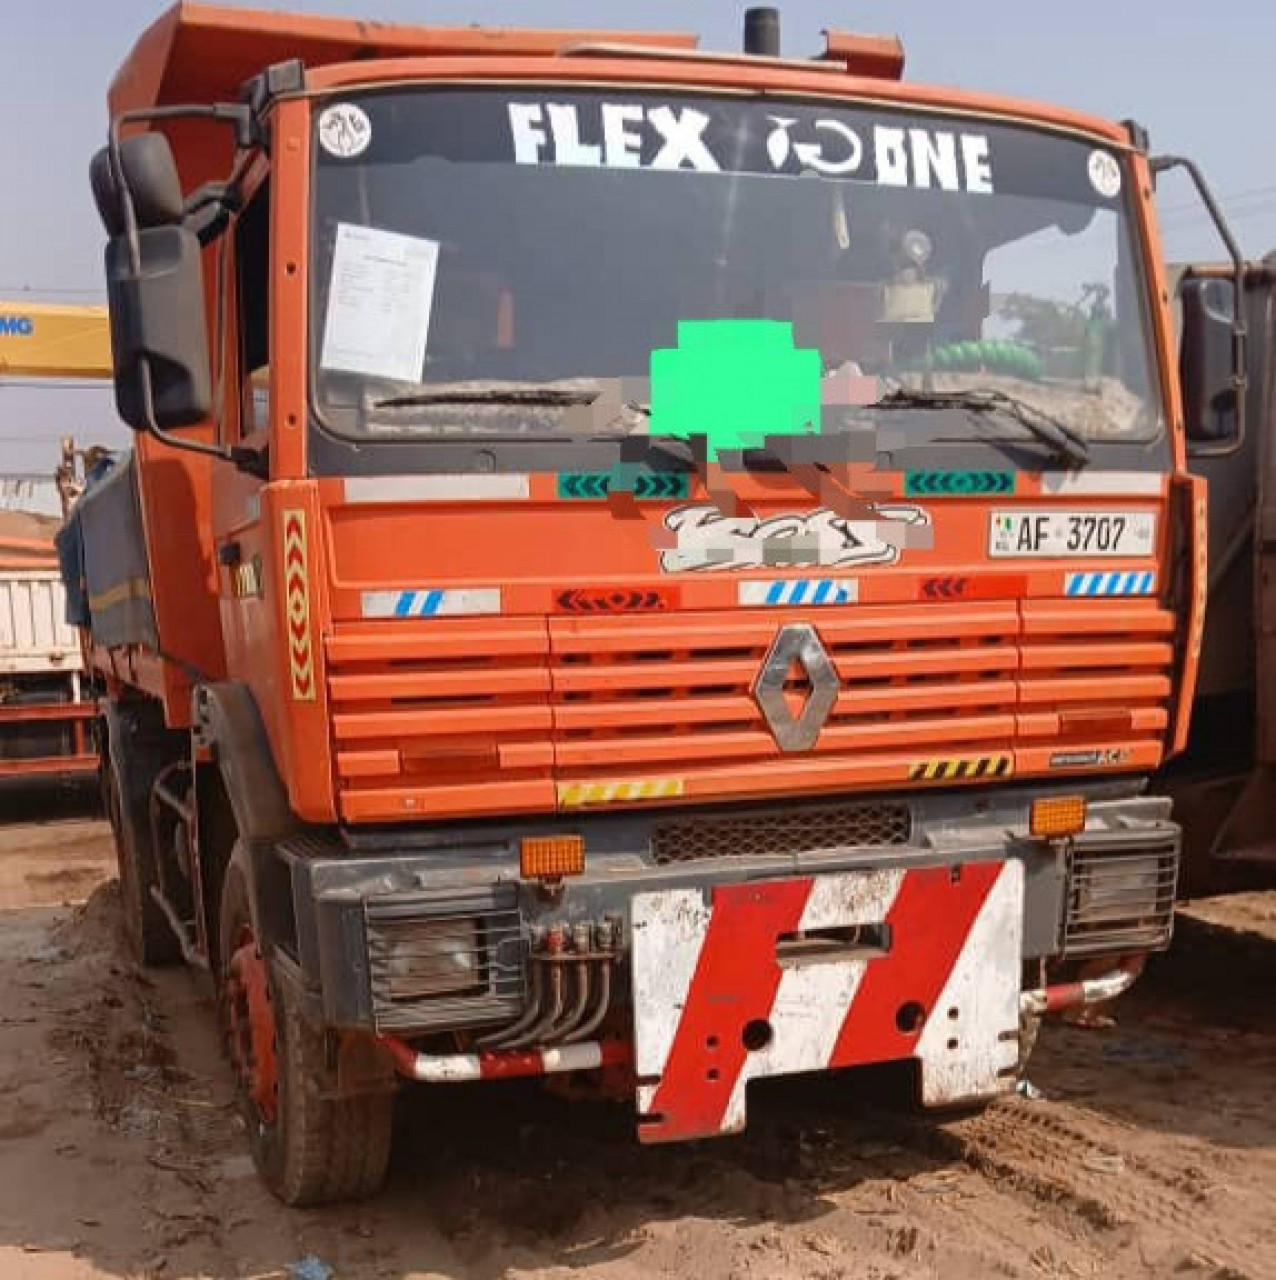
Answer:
[2,791,1275,1280]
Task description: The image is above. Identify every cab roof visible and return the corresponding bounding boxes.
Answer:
[108,2,700,113]
[108,2,1129,149]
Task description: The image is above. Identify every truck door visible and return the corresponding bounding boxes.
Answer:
[211,176,272,686]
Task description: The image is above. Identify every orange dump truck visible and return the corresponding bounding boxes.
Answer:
[62,2,1243,1204]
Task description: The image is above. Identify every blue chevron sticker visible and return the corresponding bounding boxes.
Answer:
[1064,570,1155,597]
[739,578,858,606]
[362,588,502,617]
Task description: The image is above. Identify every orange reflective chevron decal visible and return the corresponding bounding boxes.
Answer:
[282,509,316,701]
[1170,474,1208,755]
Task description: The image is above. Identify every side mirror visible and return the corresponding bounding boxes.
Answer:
[1179,277,1239,448]
[92,132,210,432]
[90,134,185,234]
[105,225,211,431]
[1152,155,1247,458]
[86,104,268,476]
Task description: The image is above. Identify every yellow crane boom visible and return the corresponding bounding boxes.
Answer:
[0,302,106,779]
[0,302,110,379]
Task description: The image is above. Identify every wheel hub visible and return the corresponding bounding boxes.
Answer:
[228,927,279,1125]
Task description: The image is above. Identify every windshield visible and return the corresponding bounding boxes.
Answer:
[310,88,1163,455]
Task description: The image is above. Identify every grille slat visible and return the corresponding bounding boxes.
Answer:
[652,800,912,866]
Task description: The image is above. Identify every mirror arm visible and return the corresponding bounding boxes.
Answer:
[184,180,242,217]
[184,180,245,245]
[1151,154,1248,458]
[229,444,269,480]
[191,207,234,247]
[137,371,267,478]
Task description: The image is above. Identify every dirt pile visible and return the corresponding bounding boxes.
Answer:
[1,819,1275,1279]
[0,508,60,568]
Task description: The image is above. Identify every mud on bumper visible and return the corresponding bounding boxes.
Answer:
[280,790,1180,1134]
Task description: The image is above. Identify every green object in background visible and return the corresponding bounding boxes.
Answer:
[925,339,1043,382]
[1082,285,1111,389]
[649,320,822,459]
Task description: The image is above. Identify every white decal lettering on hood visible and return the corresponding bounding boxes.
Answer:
[661,504,931,574]
[506,103,993,190]
[765,115,864,176]
[874,126,993,193]
[509,102,719,172]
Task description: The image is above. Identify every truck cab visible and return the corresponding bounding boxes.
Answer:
[63,4,1224,1204]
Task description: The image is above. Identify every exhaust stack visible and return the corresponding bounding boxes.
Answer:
[744,7,781,57]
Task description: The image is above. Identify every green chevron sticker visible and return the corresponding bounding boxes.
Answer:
[558,470,689,502]
[904,470,1015,498]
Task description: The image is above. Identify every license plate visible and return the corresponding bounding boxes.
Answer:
[988,509,1157,558]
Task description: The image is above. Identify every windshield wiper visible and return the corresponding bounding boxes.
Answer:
[873,387,1091,468]
[372,380,603,409]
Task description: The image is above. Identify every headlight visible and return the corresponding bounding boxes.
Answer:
[384,919,482,1000]
[1074,855,1163,923]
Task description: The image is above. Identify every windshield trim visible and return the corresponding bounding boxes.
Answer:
[304,81,1167,467]
[303,59,1137,150]
[307,409,1170,477]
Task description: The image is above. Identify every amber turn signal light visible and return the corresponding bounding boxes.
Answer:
[521,834,585,880]
[1030,794,1087,840]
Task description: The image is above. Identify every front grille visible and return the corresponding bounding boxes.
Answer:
[324,597,1176,824]
[652,800,912,866]
[1063,832,1180,957]
[365,889,525,1033]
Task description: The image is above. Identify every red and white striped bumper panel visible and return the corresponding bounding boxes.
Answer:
[631,860,1024,1143]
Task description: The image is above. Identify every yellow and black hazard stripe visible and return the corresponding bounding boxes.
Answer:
[558,778,684,808]
[908,754,1013,783]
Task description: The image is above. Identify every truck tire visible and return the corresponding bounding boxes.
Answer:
[220,861,393,1206]
[103,719,181,967]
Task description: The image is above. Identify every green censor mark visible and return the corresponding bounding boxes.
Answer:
[649,319,822,460]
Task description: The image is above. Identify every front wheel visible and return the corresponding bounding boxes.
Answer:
[219,862,393,1205]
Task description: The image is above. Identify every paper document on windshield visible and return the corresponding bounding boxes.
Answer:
[320,223,440,383]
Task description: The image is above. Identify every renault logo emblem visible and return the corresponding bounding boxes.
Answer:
[753,623,840,752]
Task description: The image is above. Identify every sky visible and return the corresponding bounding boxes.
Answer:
[0,0,1272,474]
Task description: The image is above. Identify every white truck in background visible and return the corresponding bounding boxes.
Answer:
[0,467,96,778]
[0,303,112,783]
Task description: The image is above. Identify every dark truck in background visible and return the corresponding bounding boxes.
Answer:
[1161,253,1276,887]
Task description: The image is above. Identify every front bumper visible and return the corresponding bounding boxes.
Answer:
[284,785,1178,1019]
[281,787,1179,1139]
